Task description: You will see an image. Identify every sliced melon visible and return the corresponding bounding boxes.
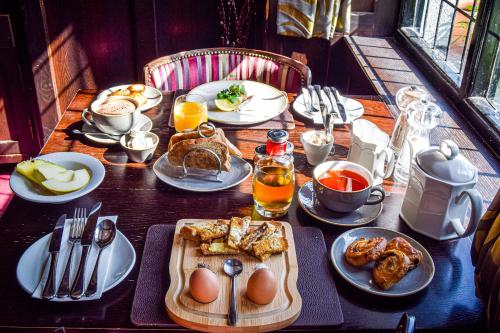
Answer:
[16,159,67,185]
[36,164,75,182]
[42,169,90,194]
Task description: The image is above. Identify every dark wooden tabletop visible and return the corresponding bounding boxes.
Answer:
[0,90,494,332]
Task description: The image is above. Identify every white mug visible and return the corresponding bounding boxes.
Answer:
[348,119,395,184]
[83,96,140,135]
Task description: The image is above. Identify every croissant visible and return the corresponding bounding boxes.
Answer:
[372,249,412,290]
[385,237,423,269]
[345,237,388,266]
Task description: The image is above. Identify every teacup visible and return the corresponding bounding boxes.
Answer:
[313,160,385,213]
[82,96,140,135]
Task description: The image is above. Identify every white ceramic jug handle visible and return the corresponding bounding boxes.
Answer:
[450,189,483,238]
[440,140,459,160]
[382,147,395,179]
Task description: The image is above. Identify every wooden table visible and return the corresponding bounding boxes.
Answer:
[0,90,490,331]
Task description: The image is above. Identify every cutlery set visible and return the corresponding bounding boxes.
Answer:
[303,85,348,131]
[41,202,115,300]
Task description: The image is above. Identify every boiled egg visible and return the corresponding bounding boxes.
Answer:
[246,265,277,305]
[189,265,219,303]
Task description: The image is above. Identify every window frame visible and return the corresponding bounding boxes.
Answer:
[397,0,500,154]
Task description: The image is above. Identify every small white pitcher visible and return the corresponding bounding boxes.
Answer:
[348,119,395,185]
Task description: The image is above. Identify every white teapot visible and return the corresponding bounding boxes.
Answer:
[400,140,483,240]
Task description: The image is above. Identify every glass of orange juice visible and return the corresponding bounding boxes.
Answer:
[253,155,295,217]
[173,94,208,132]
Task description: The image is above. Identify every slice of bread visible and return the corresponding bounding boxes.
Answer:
[168,128,242,157]
[253,236,289,261]
[180,220,230,242]
[168,138,232,172]
[227,216,250,249]
[200,242,241,255]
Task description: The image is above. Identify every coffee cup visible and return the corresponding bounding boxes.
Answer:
[313,160,385,213]
[82,96,140,135]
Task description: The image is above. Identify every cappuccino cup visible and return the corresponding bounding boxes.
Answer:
[82,96,140,135]
[313,160,385,213]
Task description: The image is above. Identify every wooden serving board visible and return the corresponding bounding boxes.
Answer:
[165,219,302,332]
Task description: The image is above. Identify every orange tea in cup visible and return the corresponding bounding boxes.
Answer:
[318,169,369,192]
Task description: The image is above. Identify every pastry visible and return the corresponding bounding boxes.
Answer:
[372,249,412,290]
[345,237,388,266]
[227,216,250,249]
[385,237,423,269]
[168,138,232,172]
[180,220,230,242]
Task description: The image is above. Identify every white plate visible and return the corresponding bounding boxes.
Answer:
[292,89,364,125]
[97,84,163,112]
[330,227,435,297]
[153,152,252,192]
[10,152,105,204]
[16,227,135,301]
[189,80,288,125]
[81,113,153,145]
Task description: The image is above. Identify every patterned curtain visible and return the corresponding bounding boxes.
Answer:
[277,0,351,40]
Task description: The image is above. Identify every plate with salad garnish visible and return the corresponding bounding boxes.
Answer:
[189,80,288,125]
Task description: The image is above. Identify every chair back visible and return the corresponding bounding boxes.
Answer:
[144,48,311,93]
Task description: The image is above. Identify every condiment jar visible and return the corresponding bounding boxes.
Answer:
[400,140,483,240]
[266,130,288,156]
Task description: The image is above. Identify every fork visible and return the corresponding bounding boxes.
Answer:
[56,207,86,298]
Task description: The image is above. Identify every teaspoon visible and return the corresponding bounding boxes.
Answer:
[85,219,116,297]
[223,259,243,326]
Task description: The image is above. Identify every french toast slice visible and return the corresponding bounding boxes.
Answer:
[200,242,241,255]
[253,236,289,261]
[180,220,230,242]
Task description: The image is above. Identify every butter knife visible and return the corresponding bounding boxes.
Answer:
[313,85,327,129]
[331,87,347,123]
[42,214,66,300]
[70,202,102,299]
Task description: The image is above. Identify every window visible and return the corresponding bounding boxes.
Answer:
[400,0,500,132]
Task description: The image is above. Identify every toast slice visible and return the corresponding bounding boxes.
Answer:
[168,138,232,172]
[227,216,251,249]
[168,128,242,157]
[180,220,230,242]
[200,242,241,255]
[253,236,289,261]
[239,222,278,252]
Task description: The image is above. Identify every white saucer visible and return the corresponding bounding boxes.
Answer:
[16,220,136,301]
[9,152,105,204]
[298,181,382,227]
[97,84,163,112]
[293,89,364,125]
[153,153,252,192]
[82,113,153,145]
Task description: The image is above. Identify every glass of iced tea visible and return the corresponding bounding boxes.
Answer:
[253,155,295,217]
[173,94,208,132]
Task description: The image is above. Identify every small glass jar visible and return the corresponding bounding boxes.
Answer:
[265,130,289,156]
[254,142,294,164]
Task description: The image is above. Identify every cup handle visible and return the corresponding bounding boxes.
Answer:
[450,189,483,238]
[365,186,385,205]
[382,147,396,179]
[81,108,95,127]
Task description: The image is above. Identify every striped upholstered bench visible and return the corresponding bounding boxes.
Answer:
[143,48,311,93]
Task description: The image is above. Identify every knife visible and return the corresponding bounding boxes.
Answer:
[331,87,347,123]
[42,214,66,300]
[307,85,319,112]
[70,202,102,299]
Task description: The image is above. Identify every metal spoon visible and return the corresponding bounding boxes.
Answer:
[72,129,120,141]
[223,259,243,326]
[84,219,116,297]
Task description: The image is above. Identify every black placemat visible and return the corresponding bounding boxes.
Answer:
[130,224,343,329]
[168,89,295,130]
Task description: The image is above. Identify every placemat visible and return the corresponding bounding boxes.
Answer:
[130,224,343,329]
[168,89,295,130]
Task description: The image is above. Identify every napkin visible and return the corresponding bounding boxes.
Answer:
[32,216,118,301]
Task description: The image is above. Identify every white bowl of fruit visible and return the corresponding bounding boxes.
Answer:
[9,152,105,204]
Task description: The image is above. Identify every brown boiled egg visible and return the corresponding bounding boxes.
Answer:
[246,265,278,305]
[189,265,219,303]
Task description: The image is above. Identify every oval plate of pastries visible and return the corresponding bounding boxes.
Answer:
[330,227,435,297]
[97,84,163,112]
